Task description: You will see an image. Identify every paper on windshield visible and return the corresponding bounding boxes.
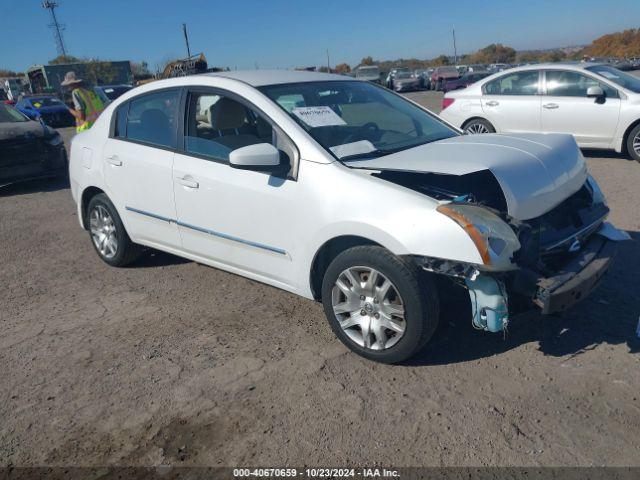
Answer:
[330,140,376,158]
[291,106,346,128]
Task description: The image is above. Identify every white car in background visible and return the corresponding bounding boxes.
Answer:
[69,71,628,364]
[439,63,640,161]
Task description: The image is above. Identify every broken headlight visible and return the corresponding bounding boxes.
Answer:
[586,175,607,206]
[436,203,521,269]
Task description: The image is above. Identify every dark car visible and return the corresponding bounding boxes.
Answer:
[15,96,74,128]
[429,66,460,91]
[0,103,67,187]
[443,71,492,92]
[93,84,133,105]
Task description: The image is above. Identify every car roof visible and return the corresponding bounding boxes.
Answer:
[500,62,606,72]
[202,69,351,86]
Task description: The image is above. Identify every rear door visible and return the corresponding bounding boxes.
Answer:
[102,88,182,249]
[481,70,542,133]
[541,69,621,148]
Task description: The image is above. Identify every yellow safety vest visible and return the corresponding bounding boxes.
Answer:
[75,88,105,132]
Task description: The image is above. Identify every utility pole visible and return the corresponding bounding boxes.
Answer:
[326,49,330,72]
[452,28,458,65]
[182,23,192,58]
[42,1,67,57]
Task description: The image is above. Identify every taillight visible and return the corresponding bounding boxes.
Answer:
[442,97,455,110]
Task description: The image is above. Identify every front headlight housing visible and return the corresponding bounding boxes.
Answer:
[437,203,521,269]
[586,174,607,206]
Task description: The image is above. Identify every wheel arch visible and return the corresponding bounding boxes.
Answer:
[622,118,640,155]
[309,235,382,301]
[80,186,106,229]
[461,116,494,130]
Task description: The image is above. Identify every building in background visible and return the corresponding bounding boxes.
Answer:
[26,61,133,95]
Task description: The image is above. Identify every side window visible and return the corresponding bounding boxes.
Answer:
[184,92,274,162]
[484,71,540,96]
[114,102,128,138]
[126,89,179,148]
[545,71,618,98]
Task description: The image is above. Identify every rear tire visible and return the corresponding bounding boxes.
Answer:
[463,118,496,135]
[321,246,439,364]
[87,193,142,267]
[626,124,640,161]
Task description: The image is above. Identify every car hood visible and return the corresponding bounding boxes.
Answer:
[343,133,588,220]
[0,120,47,141]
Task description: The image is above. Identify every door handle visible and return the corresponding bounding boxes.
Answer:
[485,100,499,106]
[106,155,122,166]
[176,176,199,189]
[543,103,559,109]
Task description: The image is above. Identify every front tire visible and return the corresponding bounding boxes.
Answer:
[626,124,640,161]
[321,246,439,364]
[463,118,495,135]
[87,193,141,267]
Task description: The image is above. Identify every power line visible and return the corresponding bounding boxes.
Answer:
[42,1,68,57]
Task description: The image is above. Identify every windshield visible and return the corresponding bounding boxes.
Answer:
[395,72,413,79]
[101,85,133,100]
[0,104,29,123]
[586,65,640,93]
[259,81,457,160]
[30,97,63,107]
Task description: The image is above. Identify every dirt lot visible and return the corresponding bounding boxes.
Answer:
[1,91,639,468]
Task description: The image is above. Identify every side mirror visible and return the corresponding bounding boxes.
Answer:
[229,143,287,173]
[587,86,604,98]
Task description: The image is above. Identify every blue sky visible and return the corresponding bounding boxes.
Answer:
[3,0,640,72]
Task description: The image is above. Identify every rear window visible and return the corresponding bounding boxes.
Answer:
[484,71,540,95]
[125,90,180,148]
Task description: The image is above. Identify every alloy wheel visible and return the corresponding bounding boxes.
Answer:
[331,266,406,350]
[634,131,640,157]
[89,205,118,259]
[464,122,491,134]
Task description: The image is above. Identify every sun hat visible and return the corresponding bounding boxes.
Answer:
[61,71,83,86]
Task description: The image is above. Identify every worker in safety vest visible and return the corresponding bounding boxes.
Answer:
[61,71,105,132]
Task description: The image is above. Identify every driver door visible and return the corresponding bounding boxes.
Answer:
[541,70,621,148]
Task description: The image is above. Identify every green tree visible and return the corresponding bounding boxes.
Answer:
[0,69,22,77]
[131,61,152,79]
[432,55,450,66]
[48,54,82,65]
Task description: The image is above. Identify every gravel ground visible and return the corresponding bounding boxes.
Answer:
[1,91,639,468]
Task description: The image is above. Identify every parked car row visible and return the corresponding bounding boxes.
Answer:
[440,63,640,161]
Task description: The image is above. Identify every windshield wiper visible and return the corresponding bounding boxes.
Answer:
[339,149,390,161]
[339,139,442,162]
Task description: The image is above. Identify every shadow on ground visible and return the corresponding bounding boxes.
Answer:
[0,176,69,197]
[582,149,634,161]
[130,249,191,268]
[407,231,640,366]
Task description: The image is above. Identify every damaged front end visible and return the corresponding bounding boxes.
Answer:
[407,174,629,333]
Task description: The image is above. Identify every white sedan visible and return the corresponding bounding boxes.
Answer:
[439,63,640,161]
[69,70,628,363]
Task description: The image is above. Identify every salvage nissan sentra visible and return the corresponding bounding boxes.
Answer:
[69,71,629,363]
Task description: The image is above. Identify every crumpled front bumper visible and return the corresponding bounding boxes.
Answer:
[534,235,617,314]
[516,222,628,315]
